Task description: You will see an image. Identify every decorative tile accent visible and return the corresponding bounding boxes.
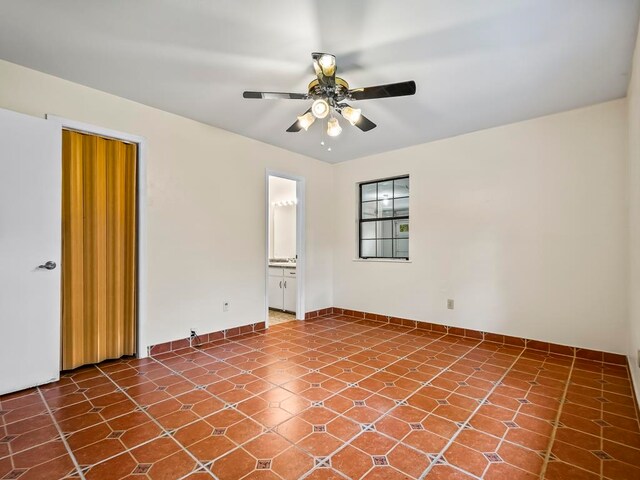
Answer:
[315,457,331,468]
[132,464,152,474]
[591,451,613,460]
[549,420,564,428]
[256,460,271,470]
[437,399,449,405]
[483,453,503,463]
[180,404,193,410]
[0,435,17,443]
[4,469,27,479]
[409,423,424,430]
[517,398,531,404]
[234,385,245,390]
[313,425,326,432]
[457,381,468,386]
[107,431,125,439]
[89,407,103,413]
[593,419,610,427]
[224,403,237,409]
[455,422,471,430]
[156,386,167,391]
[503,421,519,428]
[395,400,408,406]
[311,401,324,407]
[212,428,226,435]
[372,456,388,466]
[428,454,446,465]
[360,424,375,432]
[347,383,358,387]
[311,383,321,388]
[354,400,366,407]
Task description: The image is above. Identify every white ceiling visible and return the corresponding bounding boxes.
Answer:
[0,1,638,163]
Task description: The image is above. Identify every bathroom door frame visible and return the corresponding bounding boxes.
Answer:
[265,170,306,326]
[47,115,149,360]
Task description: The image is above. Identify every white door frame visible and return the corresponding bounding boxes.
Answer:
[46,115,149,360]
[265,170,306,326]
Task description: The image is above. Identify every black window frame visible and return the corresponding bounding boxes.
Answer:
[358,175,409,260]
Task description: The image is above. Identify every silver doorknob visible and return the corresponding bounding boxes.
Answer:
[38,261,56,270]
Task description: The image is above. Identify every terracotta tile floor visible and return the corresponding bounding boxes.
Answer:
[1,314,639,480]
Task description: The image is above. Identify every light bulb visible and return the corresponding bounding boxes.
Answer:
[327,117,342,137]
[318,54,336,76]
[297,112,315,131]
[312,99,329,119]
[341,106,362,125]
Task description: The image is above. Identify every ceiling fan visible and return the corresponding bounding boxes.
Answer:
[243,52,416,137]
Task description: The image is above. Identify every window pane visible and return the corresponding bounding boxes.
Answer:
[378,180,393,200]
[394,197,409,217]
[377,239,393,258]
[377,220,393,238]
[361,239,376,257]
[394,177,409,198]
[394,239,409,258]
[361,183,377,202]
[378,199,393,218]
[362,201,377,219]
[394,219,409,238]
[361,222,375,239]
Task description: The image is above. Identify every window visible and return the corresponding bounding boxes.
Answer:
[359,175,409,259]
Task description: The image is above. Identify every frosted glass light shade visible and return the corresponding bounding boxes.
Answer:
[297,112,315,130]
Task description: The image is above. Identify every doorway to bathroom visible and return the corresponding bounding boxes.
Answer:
[266,172,305,326]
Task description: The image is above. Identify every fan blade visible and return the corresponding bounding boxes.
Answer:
[353,113,377,132]
[337,104,377,132]
[348,81,416,101]
[243,91,309,100]
[311,52,336,87]
[286,108,312,133]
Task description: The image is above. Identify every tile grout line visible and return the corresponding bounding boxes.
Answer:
[537,354,576,480]
[36,387,87,480]
[94,364,218,480]
[418,345,528,479]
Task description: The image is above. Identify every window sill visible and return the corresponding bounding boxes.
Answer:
[353,258,411,264]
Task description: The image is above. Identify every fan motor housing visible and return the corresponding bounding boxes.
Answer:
[307,77,350,101]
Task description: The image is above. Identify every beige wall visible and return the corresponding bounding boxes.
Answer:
[0,59,334,348]
[628,24,640,399]
[0,56,635,363]
[333,100,629,354]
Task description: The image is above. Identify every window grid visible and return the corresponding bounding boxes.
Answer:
[358,175,409,259]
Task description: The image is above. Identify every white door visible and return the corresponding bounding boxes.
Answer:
[0,108,61,395]
[283,277,297,313]
[268,275,283,310]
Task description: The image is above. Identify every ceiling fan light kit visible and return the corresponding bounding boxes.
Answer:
[243,52,416,140]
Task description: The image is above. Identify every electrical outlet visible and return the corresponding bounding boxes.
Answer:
[447,299,454,310]
[223,301,230,312]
